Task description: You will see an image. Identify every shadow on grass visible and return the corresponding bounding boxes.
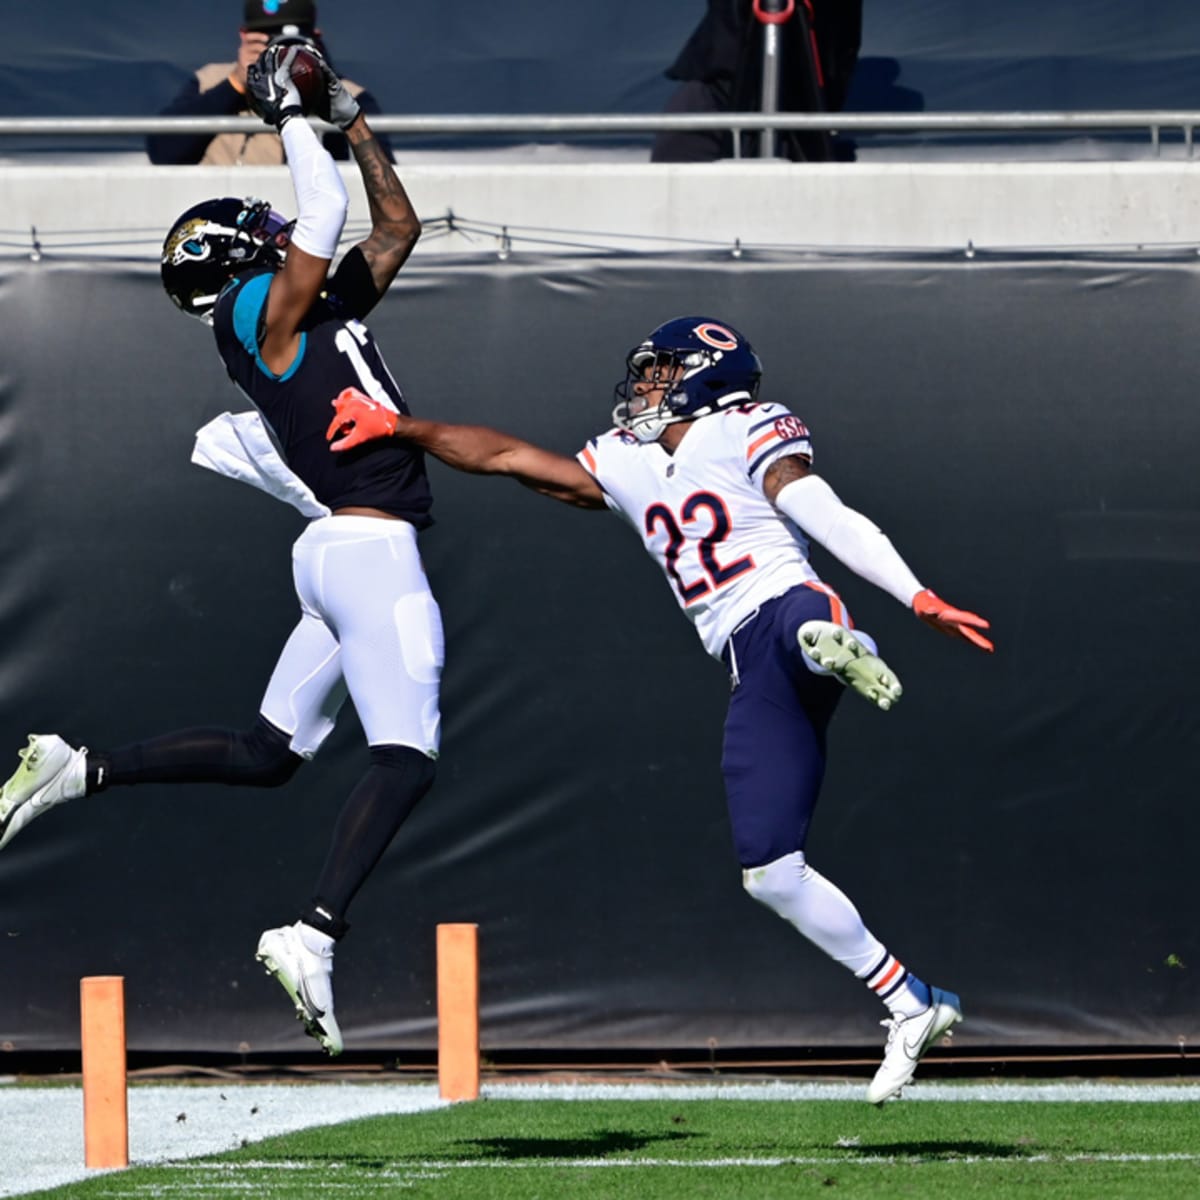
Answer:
[253,1130,699,1170]
[457,1129,700,1160]
[851,1140,1032,1160]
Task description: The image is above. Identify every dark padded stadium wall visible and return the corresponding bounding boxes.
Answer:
[1,253,1197,1056]
[7,1,1200,121]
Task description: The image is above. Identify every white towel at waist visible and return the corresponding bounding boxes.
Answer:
[192,410,331,519]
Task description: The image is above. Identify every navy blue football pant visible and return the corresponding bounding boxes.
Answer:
[720,585,849,869]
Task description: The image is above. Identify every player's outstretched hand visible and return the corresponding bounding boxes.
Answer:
[912,588,994,652]
[313,55,361,131]
[327,387,399,451]
[246,39,306,130]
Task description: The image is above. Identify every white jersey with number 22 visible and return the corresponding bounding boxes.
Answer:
[577,402,824,659]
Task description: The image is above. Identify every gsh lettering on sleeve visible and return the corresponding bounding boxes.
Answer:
[775,415,810,441]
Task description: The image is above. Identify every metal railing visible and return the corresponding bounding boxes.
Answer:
[3,112,1200,156]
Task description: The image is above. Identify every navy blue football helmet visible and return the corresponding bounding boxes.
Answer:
[613,316,763,442]
[160,197,293,321]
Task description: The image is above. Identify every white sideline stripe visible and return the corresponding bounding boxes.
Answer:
[2,1080,1199,1198]
[187,1151,1200,1169]
[483,1081,1200,1103]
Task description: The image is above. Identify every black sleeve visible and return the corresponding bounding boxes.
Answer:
[146,76,243,165]
[327,246,385,320]
[319,88,395,163]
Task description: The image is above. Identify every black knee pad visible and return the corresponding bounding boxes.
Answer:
[368,743,437,798]
[240,716,305,787]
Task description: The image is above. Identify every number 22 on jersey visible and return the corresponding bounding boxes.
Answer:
[644,490,755,605]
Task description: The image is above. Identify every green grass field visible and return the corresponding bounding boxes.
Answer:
[23,1095,1200,1199]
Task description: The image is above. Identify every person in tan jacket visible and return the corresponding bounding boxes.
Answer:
[146,0,393,165]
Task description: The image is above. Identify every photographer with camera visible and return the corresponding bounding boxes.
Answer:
[146,0,393,165]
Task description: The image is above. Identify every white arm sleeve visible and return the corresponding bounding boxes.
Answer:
[774,474,924,608]
[280,118,349,261]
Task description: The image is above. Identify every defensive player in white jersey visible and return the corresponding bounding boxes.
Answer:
[325,315,994,1103]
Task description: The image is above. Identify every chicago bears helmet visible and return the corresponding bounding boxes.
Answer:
[612,316,763,442]
[160,197,293,321]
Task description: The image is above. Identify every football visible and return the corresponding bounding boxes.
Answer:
[288,47,324,114]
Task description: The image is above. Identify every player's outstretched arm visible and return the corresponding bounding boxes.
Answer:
[304,52,419,300]
[326,388,605,509]
[764,455,994,652]
[247,39,350,372]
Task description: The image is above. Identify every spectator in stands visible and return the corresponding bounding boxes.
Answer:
[651,0,862,163]
[146,0,393,165]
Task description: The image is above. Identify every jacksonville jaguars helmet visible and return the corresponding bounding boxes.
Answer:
[612,316,763,443]
[160,197,294,321]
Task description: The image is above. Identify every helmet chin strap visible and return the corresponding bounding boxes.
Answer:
[629,411,669,443]
[627,400,694,443]
[614,376,691,442]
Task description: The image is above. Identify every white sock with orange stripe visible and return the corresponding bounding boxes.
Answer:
[744,851,929,1016]
[860,950,932,1019]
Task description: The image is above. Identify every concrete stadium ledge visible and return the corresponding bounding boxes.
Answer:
[4,161,1200,260]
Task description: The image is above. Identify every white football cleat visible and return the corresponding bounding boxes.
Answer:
[866,987,963,1105]
[0,734,88,852]
[797,620,903,711]
[256,921,343,1057]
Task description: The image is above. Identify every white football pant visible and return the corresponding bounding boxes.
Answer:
[260,515,443,758]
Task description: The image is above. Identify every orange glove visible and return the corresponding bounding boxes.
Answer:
[326,387,398,452]
[912,588,994,652]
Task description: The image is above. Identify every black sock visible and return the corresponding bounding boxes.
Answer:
[305,745,437,935]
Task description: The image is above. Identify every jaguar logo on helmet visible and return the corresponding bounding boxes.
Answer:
[163,218,217,267]
[160,196,292,322]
